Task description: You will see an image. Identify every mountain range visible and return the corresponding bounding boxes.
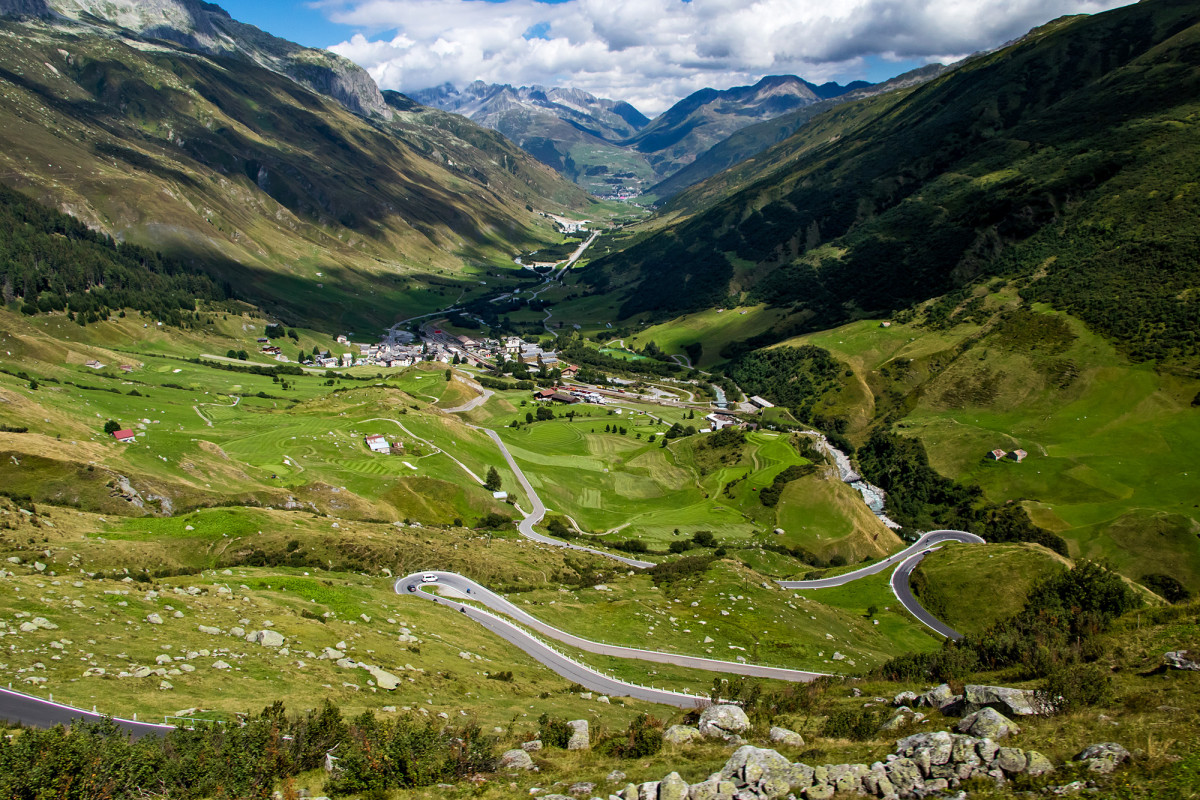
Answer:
[0,0,590,330]
[414,75,873,197]
[582,0,1200,366]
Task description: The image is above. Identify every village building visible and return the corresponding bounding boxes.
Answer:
[365,434,391,453]
[551,391,580,404]
[705,413,739,431]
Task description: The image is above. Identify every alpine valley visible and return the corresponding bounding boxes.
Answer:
[0,1,1196,799]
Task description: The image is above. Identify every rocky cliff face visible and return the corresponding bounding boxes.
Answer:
[0,0,390,118]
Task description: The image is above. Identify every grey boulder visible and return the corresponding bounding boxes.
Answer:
[499,749,534,770]
[963,684,1041,716]
[957,707,1020,739]
[566,719,590,750]
[663,724,703,745]
[768,726,805,747]
[1076,742,1131,774]
[698,704,750,741]
[1163,650,1200,671]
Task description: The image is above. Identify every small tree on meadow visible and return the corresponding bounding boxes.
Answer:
[484,467,502,492]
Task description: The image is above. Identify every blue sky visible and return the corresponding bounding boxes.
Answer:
[215,0,1134,115]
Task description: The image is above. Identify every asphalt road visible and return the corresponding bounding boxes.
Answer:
[478,429,654,568]
[396,571,828,701]
[890,549,964,639]
[0,686,173,738]
[776,530,985,589]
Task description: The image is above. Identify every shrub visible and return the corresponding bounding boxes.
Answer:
[821,708,880,741]
[537,714,573,749]
[1036,663,1113,713]
[609,714,663,758]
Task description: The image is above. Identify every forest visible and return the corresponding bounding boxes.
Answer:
[0,184,228,324]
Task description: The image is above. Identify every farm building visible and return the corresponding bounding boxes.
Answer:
[111,429,136,443]
[365,434,391,453]
[1007,449,1028,462]
[534,388,556,400]
[987,449,1007,460]
[550,391,580,404]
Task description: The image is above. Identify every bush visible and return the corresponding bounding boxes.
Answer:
[647,556,713,587]
[1141,573,1192,603]
[1036,663,1113,713]
[608,714,663,758]
[691,530,716,548]
[668,540,690,554]
[537,714,573,749]
[821,708,880,741]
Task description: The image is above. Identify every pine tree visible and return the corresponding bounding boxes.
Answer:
[484,467,502,492]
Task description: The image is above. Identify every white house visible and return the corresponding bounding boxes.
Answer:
[705,413,738,431]
[365,434,390,453]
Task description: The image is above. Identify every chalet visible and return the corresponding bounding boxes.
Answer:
[111,429,136,443]
[336,335,350,345]
[534,388,556,400]
[561,364,579,378]
[550,391,580,404]
[119,365,134,373]
[987,449,1007,461]
[749,396,775,410]
[880,321,892,328]
[365,434,390,453]
[85,360,104,369]
[1007,449,1028,462]
[256,337,269,343]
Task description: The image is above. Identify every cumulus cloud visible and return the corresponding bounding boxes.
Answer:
[322,0,1134,114]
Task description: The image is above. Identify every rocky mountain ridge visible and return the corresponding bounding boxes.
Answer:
[0,0,390,117]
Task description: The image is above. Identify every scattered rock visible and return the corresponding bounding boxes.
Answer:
[211,660,231,670]
[255,630,285,648]
[566,719,590,750]
[957,708,1020,739]
[606,770,626,783]
[146,613,164,625]
[698,704,750,741]
[1076,742,1131,774]
[1163,650,1200,671]
[521,739,543,752]
[657,772,688,800]
[662,725,702,746]
[768,726,804,747]
[499,749,534,771]
[567,781,595,796]
[963,684,1041,717]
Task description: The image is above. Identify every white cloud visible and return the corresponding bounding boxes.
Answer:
[322,0,1135,114]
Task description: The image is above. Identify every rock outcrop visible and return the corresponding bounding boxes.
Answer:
[610,734,1125,800]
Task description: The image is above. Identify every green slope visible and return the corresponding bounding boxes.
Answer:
[583,0,1200,366]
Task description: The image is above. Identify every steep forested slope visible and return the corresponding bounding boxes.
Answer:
[585,0,1200,364]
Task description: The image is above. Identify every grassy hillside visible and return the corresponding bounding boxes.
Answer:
[771,299,1200,591]
[582,0,1200,367]
[0,19,590,331]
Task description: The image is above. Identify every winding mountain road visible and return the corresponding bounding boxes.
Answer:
[478,428,654,568]
[776,530,985,589]
[396,571,828,706]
